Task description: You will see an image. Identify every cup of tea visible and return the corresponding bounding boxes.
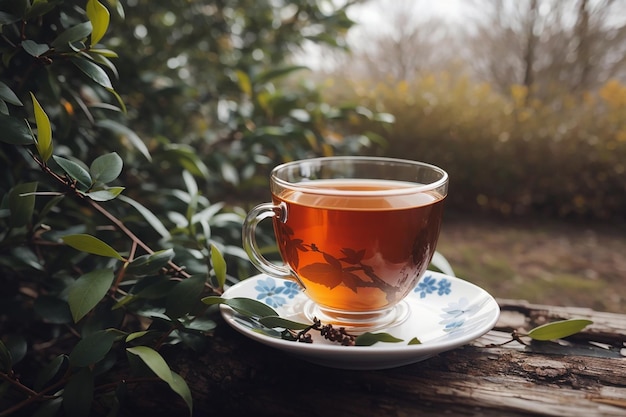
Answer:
[242,156,448,332]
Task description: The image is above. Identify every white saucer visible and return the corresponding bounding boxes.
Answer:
[220,271,500,370]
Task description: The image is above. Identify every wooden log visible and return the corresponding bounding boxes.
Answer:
[120,300,626,417]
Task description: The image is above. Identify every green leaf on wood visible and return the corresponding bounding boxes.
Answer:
[86,0,110,46]
[126,346,193,415]
[62,234,125,260]
[30,92,52,162]
[526,319,593,341]
[355,332,404,346]
[67,268,115,322]
[90,152,123,183]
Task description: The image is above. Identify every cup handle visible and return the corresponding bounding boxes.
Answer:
[242,202,293,279]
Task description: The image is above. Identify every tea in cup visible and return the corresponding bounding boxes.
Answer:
[242,156,448,332]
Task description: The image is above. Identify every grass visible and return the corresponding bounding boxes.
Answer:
[435,213,626,313]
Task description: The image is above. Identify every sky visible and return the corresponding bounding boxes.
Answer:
[297,0,471,70]
[347,0,469,25]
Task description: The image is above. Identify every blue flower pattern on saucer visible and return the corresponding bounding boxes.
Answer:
[414,274,452,298]
[439,297,486,333]
[254,273,454,309]
[254,277,299,308]
[250,274,481,336]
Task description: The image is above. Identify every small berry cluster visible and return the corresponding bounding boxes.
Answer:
[294,318,356,346]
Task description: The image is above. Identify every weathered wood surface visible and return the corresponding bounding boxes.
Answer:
[126,299,626,417]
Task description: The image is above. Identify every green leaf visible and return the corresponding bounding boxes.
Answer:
[71,57,112,89]
[133,276,175,300]
[160,144,209,179]
[90,152,123,184]
[118,195,170,239]
[34,355,68,391]
[355,332,404,346]
[62,234,125,260]
[226,297,279,318]
[235,70,252,96]
[86,0,110,46]
[0,340,12,373]
[201,296,225,306]
[84,186,125,201]
[3,334,27,365]
[24,0,58,20]
[51,21,92,48]
[32,398,63,417]
[126,346,193,414]
[165,274,206,319]
[67,268,115,322]
[89,48,118,58]
[125,331,151,343]
[22,40,49,57]
[0,113,32,144]
[96,120,150,161]
[0,81,23,106]
[30,92,52,162]
[126,249,175,275]
[52,156,92,189]
[408,337,422,345]
[62,367,94,417]
[259,316,310,330]
[0,12,20,25]
[253,65,308,84]
[8,181,37,228]
[69,330,117,366]
[106,87,127,114]
[210,245,227,289]
[33,295,72,324]
[526,319,593,341]
[201,296,279,319]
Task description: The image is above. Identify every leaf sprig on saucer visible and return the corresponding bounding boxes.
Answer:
[202,296,421,347]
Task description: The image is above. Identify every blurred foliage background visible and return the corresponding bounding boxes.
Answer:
[1,0,625,415]
[312,0,626,222]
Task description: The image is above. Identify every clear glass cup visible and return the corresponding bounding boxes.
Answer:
[242,156,448,332]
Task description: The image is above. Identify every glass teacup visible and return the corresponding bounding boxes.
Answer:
[242,156,448,332]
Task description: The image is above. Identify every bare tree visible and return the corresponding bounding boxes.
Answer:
[467,0,626,97]
[326,0,457,81]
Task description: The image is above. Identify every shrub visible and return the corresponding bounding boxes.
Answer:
[0,1,383,415]
[324,71,626,221]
